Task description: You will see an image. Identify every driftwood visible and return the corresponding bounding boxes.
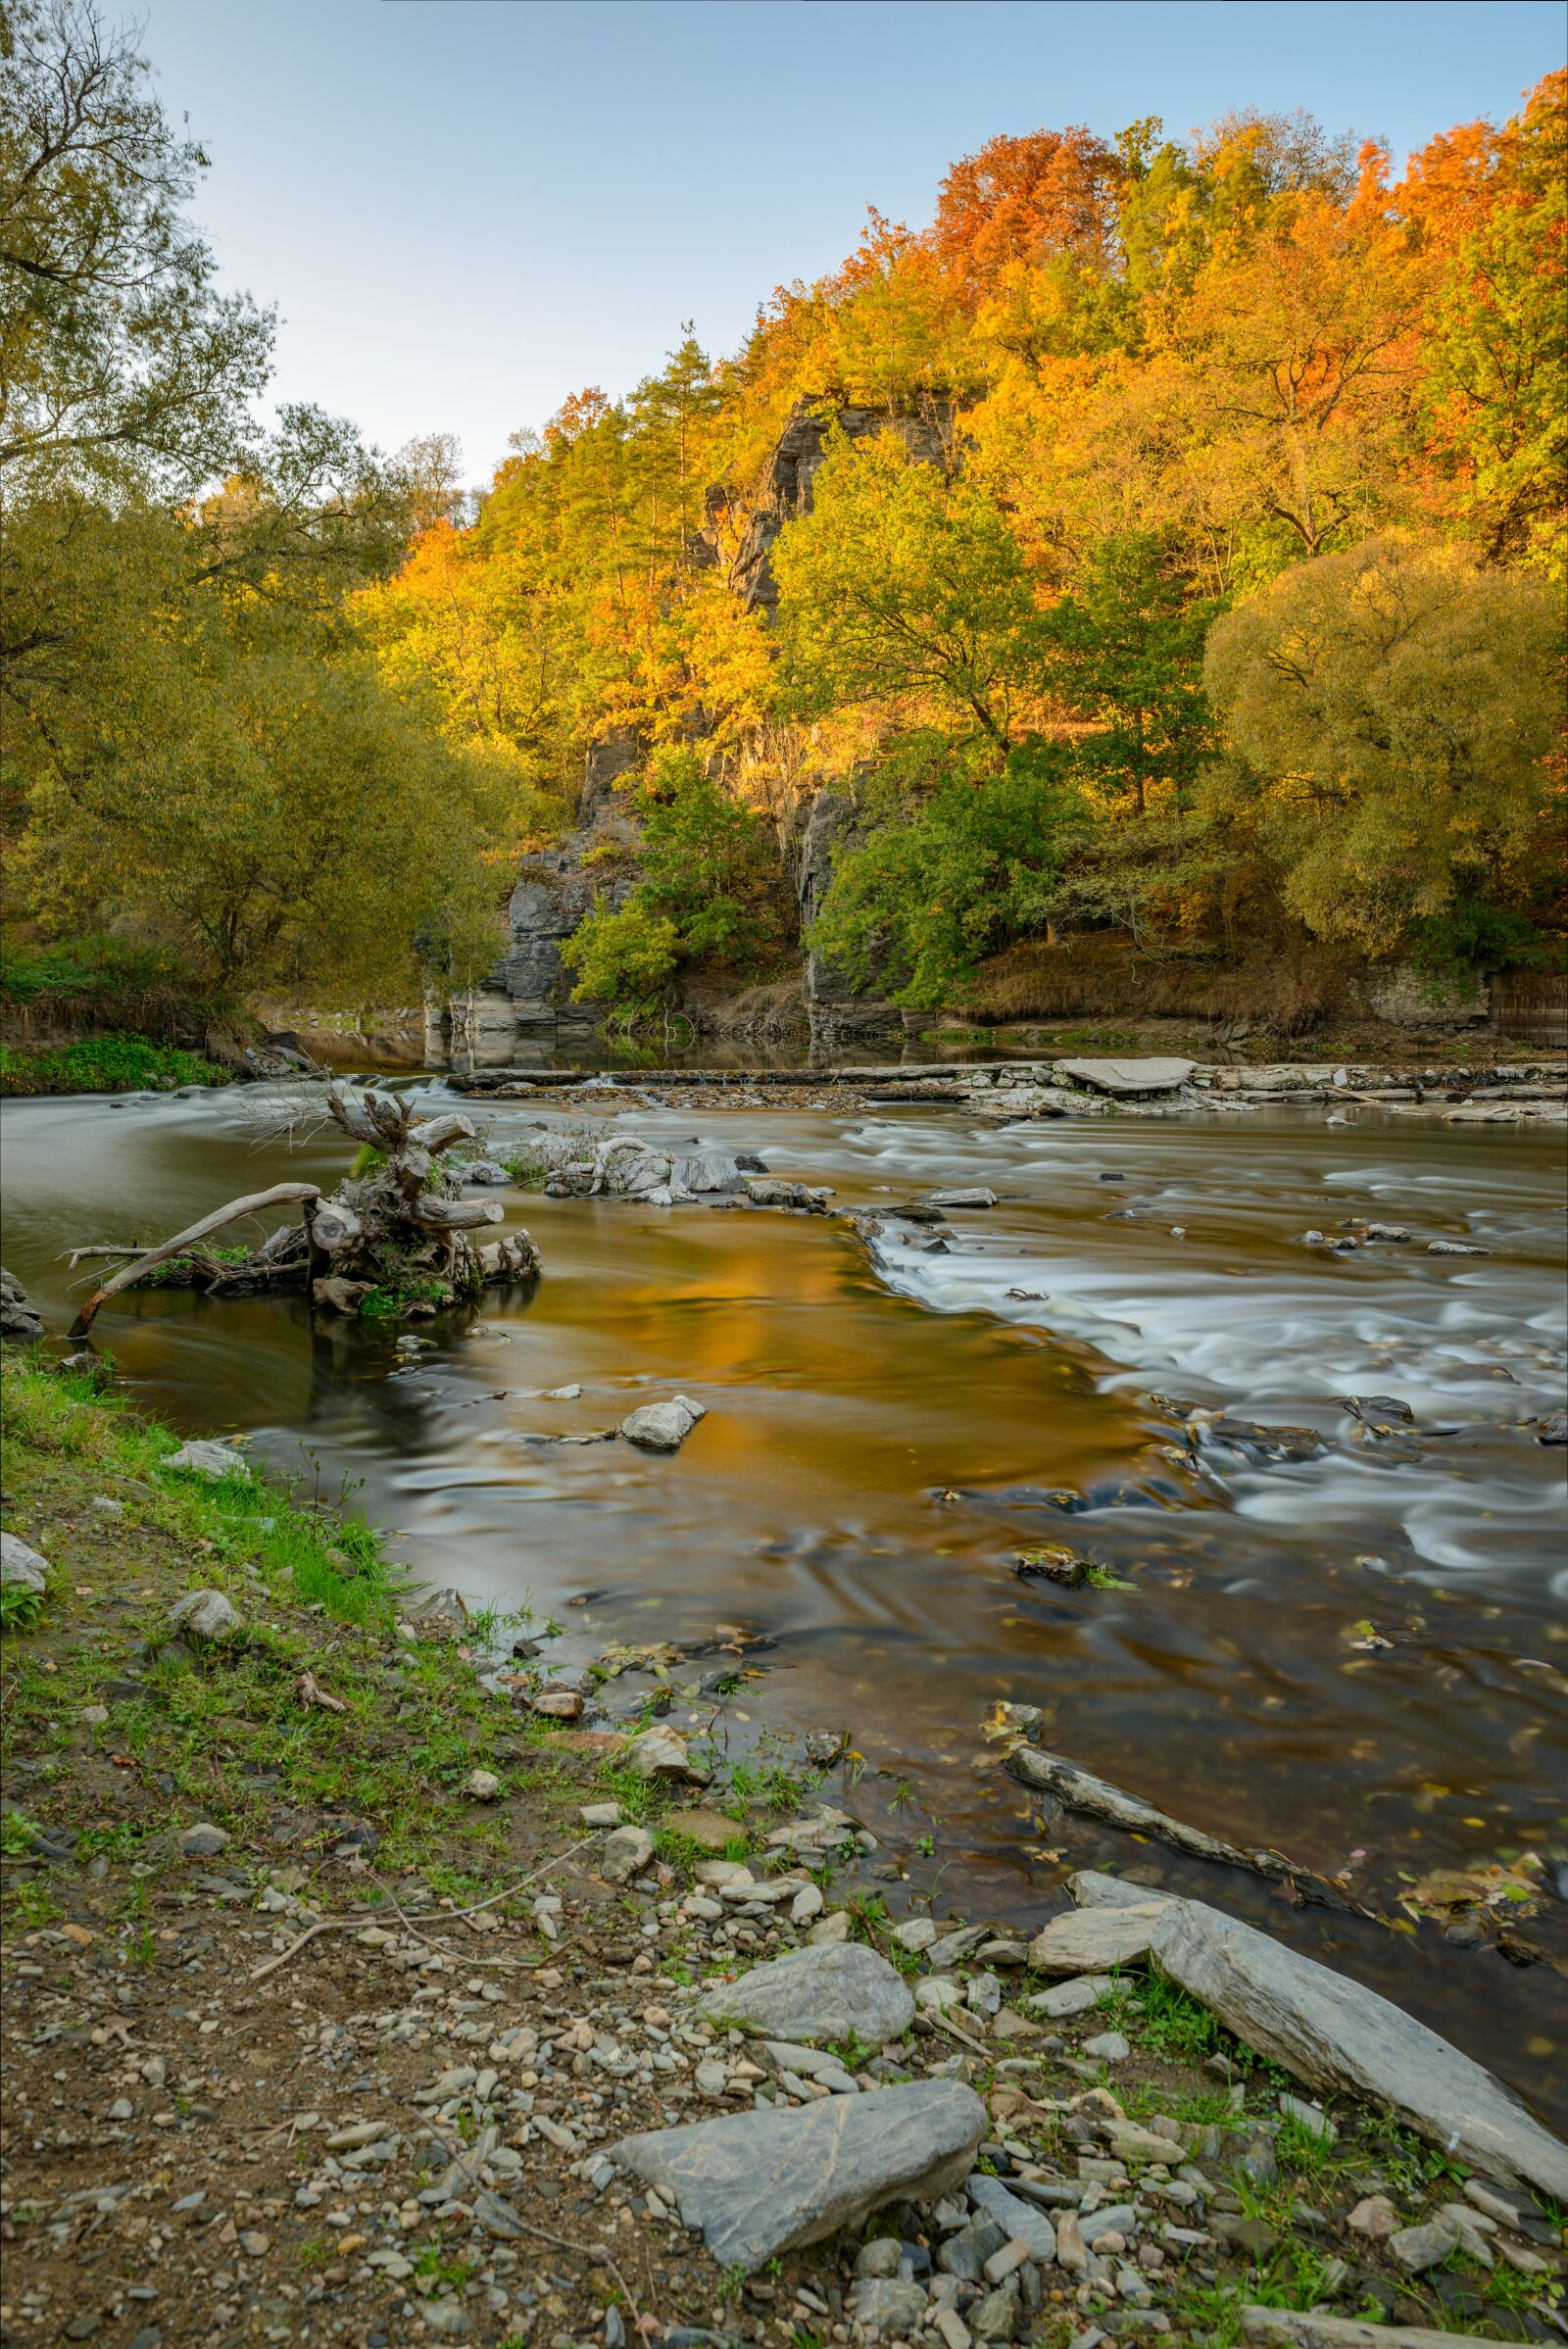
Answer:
[67,1088,539,1334]
[1007,1742,1370,1916]
[69,1184,322,1337]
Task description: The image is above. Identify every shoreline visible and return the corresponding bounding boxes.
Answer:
[3,1356,1565,2346]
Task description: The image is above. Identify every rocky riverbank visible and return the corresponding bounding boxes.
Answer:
[3,1354,1566,2349]
[450,1057,1568,1126]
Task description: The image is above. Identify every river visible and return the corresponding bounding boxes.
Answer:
[3,1078,1566,2128]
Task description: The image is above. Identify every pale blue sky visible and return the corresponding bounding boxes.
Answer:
[141,0,1565,488]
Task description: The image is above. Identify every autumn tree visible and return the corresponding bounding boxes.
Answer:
[1202,533,1565,961]
[932,126,1124,290]
[771,430,1040,755]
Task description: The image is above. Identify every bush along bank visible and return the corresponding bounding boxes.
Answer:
[0,1034,235,1097]
[2,1351,1565,2349]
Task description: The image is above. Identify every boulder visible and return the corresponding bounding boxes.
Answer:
[164,1439,252,1480]
[620,1395,707,1451]
[695,1941,914,2050]
[1,1531,50,1594]
[1150,1898,1568,2200]
[167,1590,243,1644]
[1026,1903,1168,1975]
[612,2077,985,2271]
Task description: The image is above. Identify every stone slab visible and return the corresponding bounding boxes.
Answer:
[1152,1900,1568,2202]
[1057,1057,1196,1098]
[613,2078,986,2271]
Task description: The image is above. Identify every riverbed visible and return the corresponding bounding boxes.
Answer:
[3,1080,1565,2125]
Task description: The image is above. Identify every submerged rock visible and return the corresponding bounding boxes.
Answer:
[612,2077,985,2270]
[695,1941,914,2049]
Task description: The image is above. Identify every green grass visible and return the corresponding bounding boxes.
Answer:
[2,1351,393,1627]
[0,1034,231,1096]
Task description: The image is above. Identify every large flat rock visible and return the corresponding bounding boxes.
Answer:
[694,1941,914,2050]
[613,2079,986,2271]
[1244,2312,1499,2349]
[1057,1056,1195,1097]
[1150,1900,1568,2202]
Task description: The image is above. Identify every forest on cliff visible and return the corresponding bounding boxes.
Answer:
[2,0,1564,1022]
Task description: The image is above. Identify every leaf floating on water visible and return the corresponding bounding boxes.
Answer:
[1399,1855,1544,1921]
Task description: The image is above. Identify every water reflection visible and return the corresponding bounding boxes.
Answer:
[2,1083,1565,2121]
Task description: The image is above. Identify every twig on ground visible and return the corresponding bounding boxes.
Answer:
[249,1834,603,1982]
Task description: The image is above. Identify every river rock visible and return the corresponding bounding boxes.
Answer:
[164,1438,252,1480]
[1,1532,49,1594]
[893,1916,938,1952]
[673,1151,743,1194]
[1387,2216,1461,2274]
[1026,1903,1167,1974]
[1068,1870,1165,1909]
[177,1822,229,1858]
[460,1159,511,1185]
[167,1590,243,1644]
[0,1266,44,1340]
[695,1942,914,2050]
[745,1176,833,1209]
[853,2278,930,2333]
[967,2174,1056,2261]
[620,1395,707,1450]
[1026,1974,1115,2019]
[928,1187,998,1208]
[624,1727,710,1784]
[601,1826,656,1884]
[614,2077,984,2271]
[1149,1898,1568,2200]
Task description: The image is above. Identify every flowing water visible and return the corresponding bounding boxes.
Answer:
[4,1082,1566,2127]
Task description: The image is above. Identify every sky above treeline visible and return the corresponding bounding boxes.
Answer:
[143,0,1567,488]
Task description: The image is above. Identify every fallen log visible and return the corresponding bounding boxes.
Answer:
[69,1184,321,1337]
[1006,1741,1369,1916]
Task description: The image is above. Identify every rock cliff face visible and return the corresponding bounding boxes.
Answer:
[798,793,907,1046]
[732,398,955,613]
[431,733,644,1061]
